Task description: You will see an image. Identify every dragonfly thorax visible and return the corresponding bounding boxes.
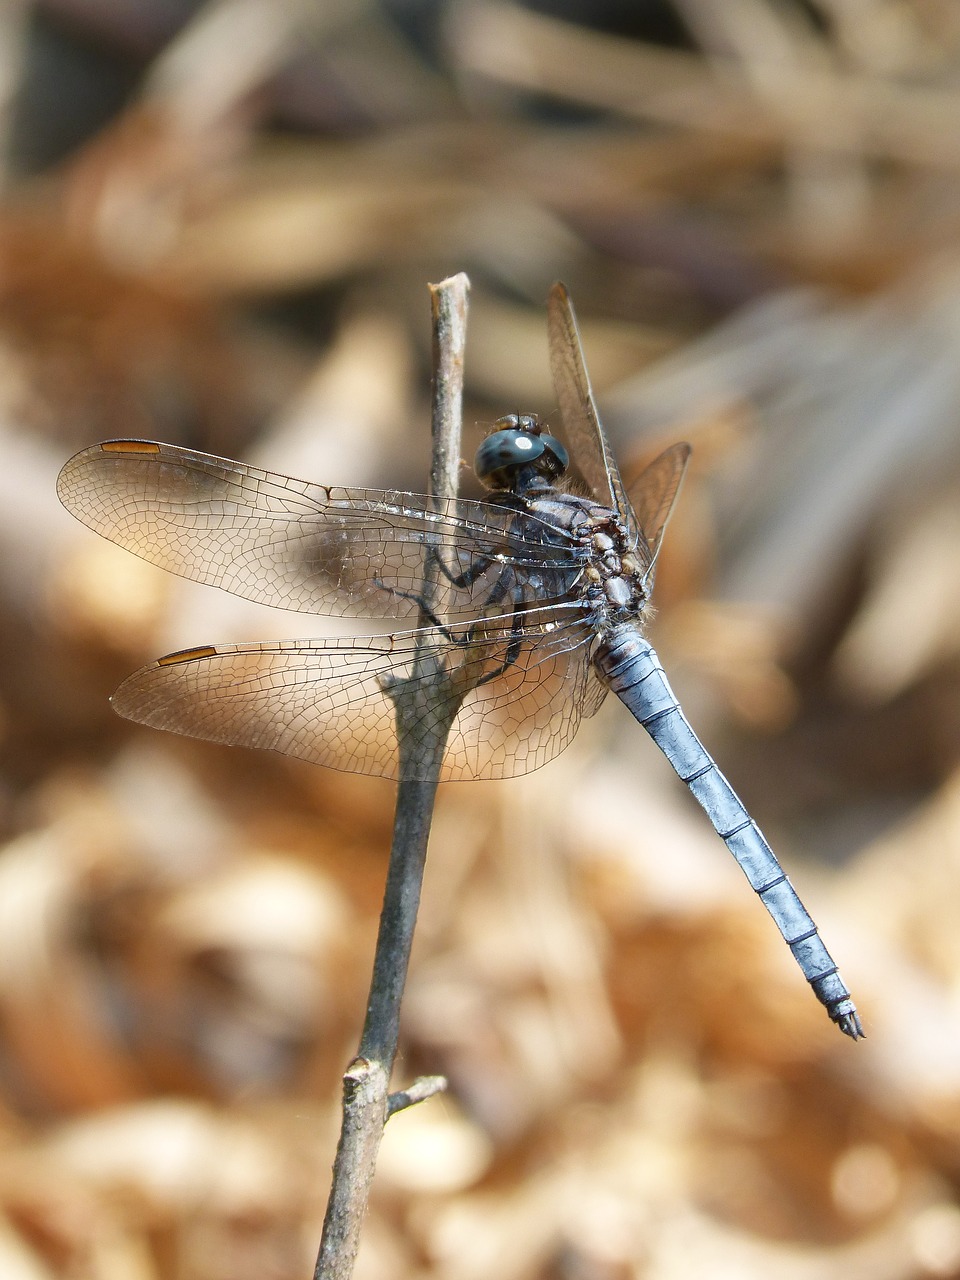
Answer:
[475,413,569,492]
[517,485,652,628]
[585,512,649,620]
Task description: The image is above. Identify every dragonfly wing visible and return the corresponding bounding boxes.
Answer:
[445,622,598,779]
[57,440,583,620]
[547,283,631,523]
[113,638,411,779]
[624,442,691,582]
[581,667,610,719]
[112,621,596,782]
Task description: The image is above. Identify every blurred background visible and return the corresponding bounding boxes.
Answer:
[1,0,959,1276]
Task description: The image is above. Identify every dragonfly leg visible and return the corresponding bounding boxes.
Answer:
[373,550,516,652]
[476,598,526,686]
[371,576,459,638]
[433,548,495,591]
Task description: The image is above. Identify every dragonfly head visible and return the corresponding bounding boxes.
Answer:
[475,414,569,491]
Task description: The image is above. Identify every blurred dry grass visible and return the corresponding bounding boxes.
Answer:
[0,0,959,1276]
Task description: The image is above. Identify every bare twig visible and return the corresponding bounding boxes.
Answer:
[313,273,470,1280]
[388,1075,449,1117]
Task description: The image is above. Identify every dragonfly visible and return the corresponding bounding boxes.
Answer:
[57,283,862,1040]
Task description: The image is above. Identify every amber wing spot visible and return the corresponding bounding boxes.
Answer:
[100,440,163,455]
[157,645,219,666]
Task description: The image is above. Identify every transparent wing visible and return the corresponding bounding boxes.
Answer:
[547,282,633,530]
[57,440,585,621]
[111,619,603,782]
[625,442,692,581]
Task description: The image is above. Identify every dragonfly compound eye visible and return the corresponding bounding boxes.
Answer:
[536,433,569,479]
[475,428,546,485]
[475,417,570,488]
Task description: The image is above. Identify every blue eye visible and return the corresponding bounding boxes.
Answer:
[475,417,570,488]
[475,429,545,483]
[538,433,569,475]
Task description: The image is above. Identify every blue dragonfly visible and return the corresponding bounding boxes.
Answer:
[57,283,862,1039]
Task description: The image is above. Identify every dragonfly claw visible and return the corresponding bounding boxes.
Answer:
[835,1008,865,1040]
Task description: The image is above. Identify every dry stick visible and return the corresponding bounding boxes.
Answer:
[314,273,471,1280]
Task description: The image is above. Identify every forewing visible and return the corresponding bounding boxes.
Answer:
[547,283,631,525]
[112,621,598,781]
[57,440,583,621]
[625,442,692,581]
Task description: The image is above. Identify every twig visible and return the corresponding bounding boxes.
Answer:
[313,273,470,1280]
[388,1075,449,1118]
